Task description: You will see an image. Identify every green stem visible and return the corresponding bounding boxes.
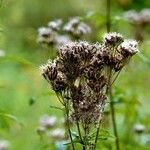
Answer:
[106,0,111,32]
[76,122,85,150]
[109,87,120,150]
[65,103,76,150]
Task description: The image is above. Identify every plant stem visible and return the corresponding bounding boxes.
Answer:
[76,122,85,150]
[65,103,76,150]
[109,87,120,150]
[106,0,111,32]
[106,0,120,149]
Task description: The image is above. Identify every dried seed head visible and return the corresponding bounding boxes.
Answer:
[118,40,139,57]
[38,27,52,37]
[124,10,140,23]
[37,27,57,45]
[40,60,58,82]
[55,35,71,47]
[63,17,91,38]
[103,32,124,46]
[140,8,150,24]
[51,73,67,92]
[48,19,62,31]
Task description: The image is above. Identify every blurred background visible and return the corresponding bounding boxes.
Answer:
[0,0,150,149]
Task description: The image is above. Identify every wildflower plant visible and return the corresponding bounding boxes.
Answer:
[40,32,139,149]
[124,9,150,42]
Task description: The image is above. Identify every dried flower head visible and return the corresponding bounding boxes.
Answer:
[103,32,124,46]
[140,8,150,24]
[56,35,71,47]
[48,19,62,31]
[40,60,58,82]
[118,40,139,57]
[124,10,140,24]
[40,32,139,133]
[37,27,57,45]
[63,17,91,38]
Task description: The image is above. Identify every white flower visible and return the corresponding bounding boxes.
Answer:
[63,17,91,37]
[134,124,145,133]
[48,128,65,140]
[124,10,140,23]
[0,140,10,150]
[140,8,150,23]
[0,49,5,57]
[38,27,52,36]
[56,35,71,47]
[39,114,57,128]
[48,19,62,30]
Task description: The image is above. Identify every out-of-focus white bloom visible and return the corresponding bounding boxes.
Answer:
[37,27,57,44]
[63,17,91,38]
[124,10,140,23]
[0,49,5,57]
[48,128,65,140]
[134,123,145,133]
[38,27,52,37]
[48,19,62,31]
[140,8,150,24]
[119,40,139,55]
[39,114,57,128]
[124,9,150,25]
[0,140,10,150]
[56,35,71,47]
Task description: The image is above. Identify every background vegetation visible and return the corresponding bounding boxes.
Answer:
[0,0,150,149]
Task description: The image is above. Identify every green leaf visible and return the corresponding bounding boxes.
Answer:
[0,112,22,126]
[49,105,64,111]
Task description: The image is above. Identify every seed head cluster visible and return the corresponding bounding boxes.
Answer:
[40,32,139,127]
[124,9,150,25]
[37,17,91,48]
[63,17,91,39]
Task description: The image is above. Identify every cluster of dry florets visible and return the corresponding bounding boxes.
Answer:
[37,17,91,48]
[63,17,91,39]
[124,9,150,25]
[124,9,150,41]
[40,32,139,133]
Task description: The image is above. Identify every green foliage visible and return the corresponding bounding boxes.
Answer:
[0,0,149,150]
